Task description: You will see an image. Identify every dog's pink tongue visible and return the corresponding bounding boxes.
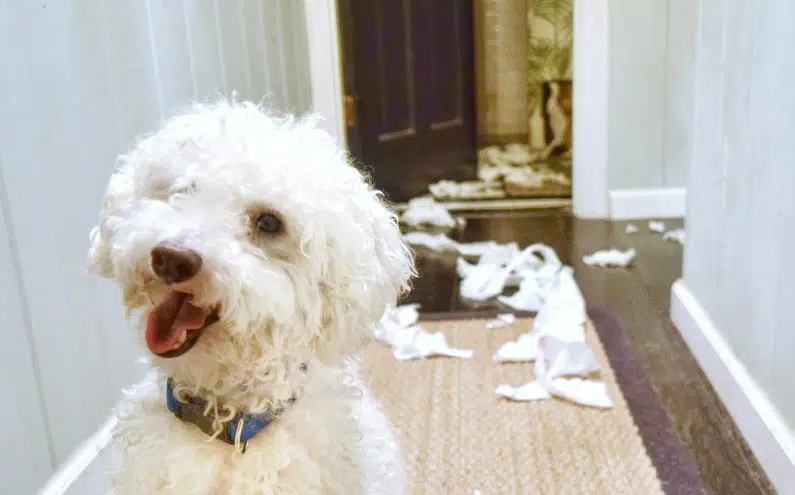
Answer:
[145,291,209,355]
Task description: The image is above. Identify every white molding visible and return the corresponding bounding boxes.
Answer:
[670,280,795,493]
[37,416,116,495]
[608,187,686,219]
[394,197,572,213]
[572,0,610,219]
[302,0,346,146]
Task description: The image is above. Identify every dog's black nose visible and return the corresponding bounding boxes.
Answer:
[150,243,202,284]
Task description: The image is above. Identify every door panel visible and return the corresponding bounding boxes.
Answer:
[344,0,477,202]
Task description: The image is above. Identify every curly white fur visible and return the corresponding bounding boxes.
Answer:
[88,100,415,494]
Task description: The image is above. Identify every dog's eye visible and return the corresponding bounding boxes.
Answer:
[256,213,282,234]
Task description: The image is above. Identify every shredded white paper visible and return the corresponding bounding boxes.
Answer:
[400,197,456,229]
[663,228,685,245]
[582,248,636,267]
[648,220,666,233]
[395,228,613,408]
[486,313,517,329]
[373,305,474,360]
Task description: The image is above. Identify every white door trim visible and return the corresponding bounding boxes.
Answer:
[303,0,610,215]
[572,0,610,218]
[302,0,346,146]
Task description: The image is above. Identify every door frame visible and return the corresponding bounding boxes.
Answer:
[303,0,610,218]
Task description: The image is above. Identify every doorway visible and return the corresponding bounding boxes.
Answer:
[338,0,574,206]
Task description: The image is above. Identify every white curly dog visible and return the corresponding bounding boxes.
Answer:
[88,100,415,494]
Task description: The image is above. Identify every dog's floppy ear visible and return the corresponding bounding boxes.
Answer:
[87,167,134,278]
[309,183,416,365]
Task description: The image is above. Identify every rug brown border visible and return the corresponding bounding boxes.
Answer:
[418,308,706,495]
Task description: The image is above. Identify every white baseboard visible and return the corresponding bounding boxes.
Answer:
[608,187,686,220]
[670,280,795,492]
[37,416,116,495]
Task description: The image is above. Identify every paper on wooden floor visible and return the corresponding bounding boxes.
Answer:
[582,248,636,267]
[663,228,685,244]
[648,220,666,233]
[400,197,457,229]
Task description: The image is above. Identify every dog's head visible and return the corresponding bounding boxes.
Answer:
[88,101,414,392]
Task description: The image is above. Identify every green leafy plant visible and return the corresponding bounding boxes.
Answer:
[527,0,573,112]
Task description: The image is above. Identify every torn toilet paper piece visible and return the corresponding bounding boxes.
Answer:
[497,275,545,311]
[582,248,636,267]
[459,263,513,301]
[534,331,600,379]
[648,220,666,233]
[456,241,498,258]
[495,265,612,408]
[374,304,474,360]
[547,378,613,408]
[477,242,522,265]
[392,329,474,360]
[486,313,517,329]
[459,243,563,302]
[497,343,611,407]
[400,197,456,229]
[495,382,550,401]
[663,228,686,245]
[372,304,421,347]
[625,223,638,234]
[492,331,541,362]
[403,231,459,252]
[496,378,612,408]
[458,257,524,288]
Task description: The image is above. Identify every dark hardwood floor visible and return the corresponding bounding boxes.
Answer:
[403,210,774,495]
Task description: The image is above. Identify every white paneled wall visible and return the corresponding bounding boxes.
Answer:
[683,0,795,442]
[607,0,698,190]
[0,1,311,492]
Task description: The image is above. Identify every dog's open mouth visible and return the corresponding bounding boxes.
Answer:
[145,291,219,358]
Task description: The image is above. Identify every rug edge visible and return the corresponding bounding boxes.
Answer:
[418,307,707,495]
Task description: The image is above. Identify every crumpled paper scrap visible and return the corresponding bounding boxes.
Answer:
[494,265,613,408]
[496,379,611,408]
[625,223,638,234]
[403,232,519,263]
[492,331,541,362]
[497,253,563,312]
[486,313,516,329]
[400,197,456,229]
[663,228,685,244]
[402,231,460,252]
[648,220,666,233]
[582,248,636,267]
[373,305,474,360]
[459,243,561,302]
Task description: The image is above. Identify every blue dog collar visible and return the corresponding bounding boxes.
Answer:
[166,363,306,452]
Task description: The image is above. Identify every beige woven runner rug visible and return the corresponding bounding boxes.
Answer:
[360,318,664,495]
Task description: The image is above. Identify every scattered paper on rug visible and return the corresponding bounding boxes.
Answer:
[663,228,686,244]
[493,258,613,408]
[486,313,517,329]
[400,197,456,229]
[493,331,541,362]
[582,248,636,267]
[625,223,638,234]
[360,317,664,493]
[373,305,474,360]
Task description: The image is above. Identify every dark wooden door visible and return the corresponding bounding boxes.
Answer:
[341,0,477,203]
